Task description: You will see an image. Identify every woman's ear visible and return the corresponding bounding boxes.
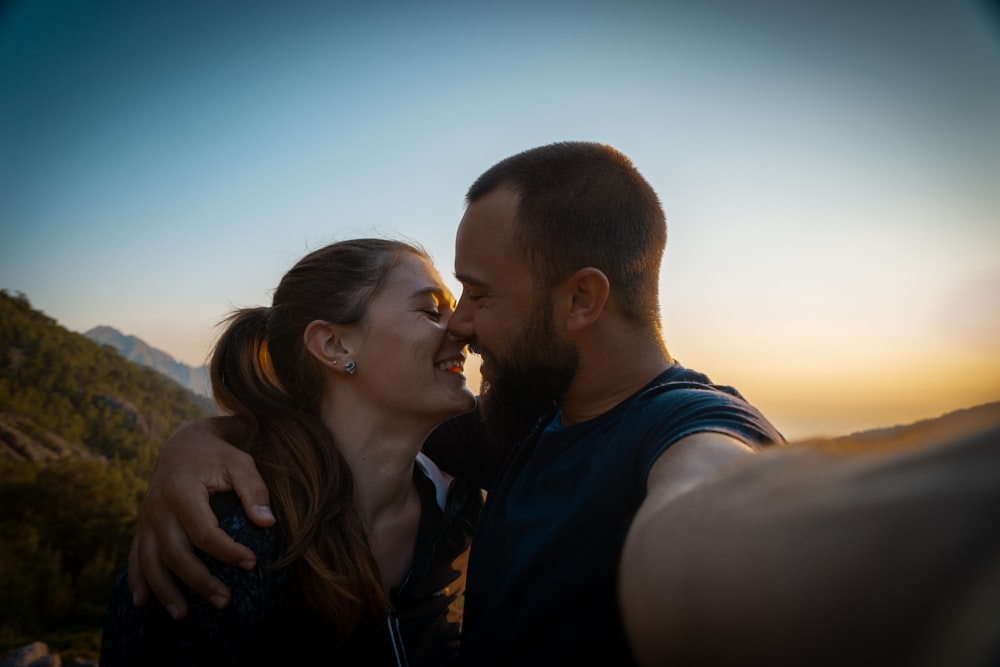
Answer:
[555,267,610,332]
[303,320,350,368]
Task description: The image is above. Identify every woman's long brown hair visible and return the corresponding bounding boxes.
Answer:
[209,238,428,641]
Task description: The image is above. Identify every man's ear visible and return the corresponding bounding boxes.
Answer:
[555,267,610,332]
[303,320,351,368]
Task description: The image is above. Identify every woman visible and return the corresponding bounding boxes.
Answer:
[100,239,483,666]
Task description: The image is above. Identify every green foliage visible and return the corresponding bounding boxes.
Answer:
[0,289,212,470]
[0,290,215,656]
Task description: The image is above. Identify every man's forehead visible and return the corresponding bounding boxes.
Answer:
[454,186,528,282]
[455,225,513,280]
[459,186,518,230]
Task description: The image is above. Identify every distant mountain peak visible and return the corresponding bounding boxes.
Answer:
[84,326,212,398]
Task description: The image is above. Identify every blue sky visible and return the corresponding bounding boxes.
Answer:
[2,0,999,440]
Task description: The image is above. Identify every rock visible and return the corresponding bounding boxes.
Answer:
[25,656,61,667]
[0,642,56,667]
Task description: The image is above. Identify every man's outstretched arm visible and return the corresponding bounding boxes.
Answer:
[128,416,274,619]
[619,421,1000,666]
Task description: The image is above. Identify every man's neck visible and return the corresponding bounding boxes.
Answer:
[558,335,672,426]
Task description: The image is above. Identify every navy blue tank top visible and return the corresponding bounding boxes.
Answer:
[457,362,783,665]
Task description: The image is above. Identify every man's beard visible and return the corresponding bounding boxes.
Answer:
[473,302,578,445]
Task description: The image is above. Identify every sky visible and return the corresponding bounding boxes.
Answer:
[2,0,999,441]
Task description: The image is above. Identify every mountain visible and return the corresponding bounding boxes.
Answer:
[84,325,212,399]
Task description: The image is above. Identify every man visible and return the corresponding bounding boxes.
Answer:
[426,143,784,664]
[129,142,1000,665]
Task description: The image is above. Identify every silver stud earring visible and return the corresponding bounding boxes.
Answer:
[344,361,357,375]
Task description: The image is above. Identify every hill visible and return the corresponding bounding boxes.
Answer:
[794,401,1000,454]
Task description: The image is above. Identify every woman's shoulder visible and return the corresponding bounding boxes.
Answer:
[209,491,285,567]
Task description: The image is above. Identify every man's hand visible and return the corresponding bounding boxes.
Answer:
[127,417,274,619]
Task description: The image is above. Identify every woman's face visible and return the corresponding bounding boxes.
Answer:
[349,252,476,425]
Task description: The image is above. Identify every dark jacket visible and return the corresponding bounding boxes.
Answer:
[100,454,483,667]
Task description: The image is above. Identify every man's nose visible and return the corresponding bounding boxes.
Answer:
[448,297,474,342]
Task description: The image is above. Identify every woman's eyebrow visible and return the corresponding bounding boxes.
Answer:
[410,285,454,308]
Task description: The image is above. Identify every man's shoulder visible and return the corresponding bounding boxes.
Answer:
[627,363,784,446]
[646,362,744,397]
[635,363,748,411]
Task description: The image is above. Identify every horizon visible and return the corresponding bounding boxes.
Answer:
[3,0,999,443]
[60,314,999,443]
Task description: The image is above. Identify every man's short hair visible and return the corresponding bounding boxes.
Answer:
[466,141,666,329]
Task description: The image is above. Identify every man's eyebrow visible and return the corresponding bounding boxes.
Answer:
[454,272,488,288]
